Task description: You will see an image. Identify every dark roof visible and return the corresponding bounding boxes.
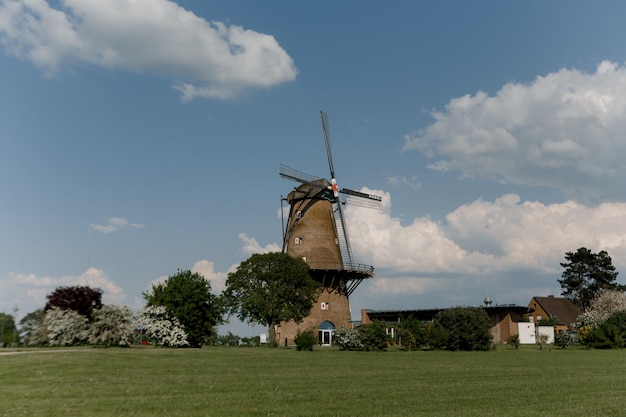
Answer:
[530,296,581,327]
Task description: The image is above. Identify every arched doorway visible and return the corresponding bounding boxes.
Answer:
[318,321,335,346]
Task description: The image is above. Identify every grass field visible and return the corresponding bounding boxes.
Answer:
[2,345,626,417]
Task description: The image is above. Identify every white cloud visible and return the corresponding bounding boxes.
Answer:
[89,217,145,234]
[238,232,281,256]
[403,61,626,202]
[345,188,626,305]
[386,175,421,190]
[0,0,297,100]
[0,267,126,319]
[191,260,228,293]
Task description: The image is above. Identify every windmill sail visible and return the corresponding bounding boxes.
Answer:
[279,111,381,272]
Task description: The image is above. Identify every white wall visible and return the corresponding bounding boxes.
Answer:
[518,322,536,344]
[537,326,555,344]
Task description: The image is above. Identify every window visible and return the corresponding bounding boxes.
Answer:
[321,302,329,310]
[294,237,303,244]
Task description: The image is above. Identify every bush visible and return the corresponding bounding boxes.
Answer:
[586,323,624,349]
[554,330,572,349]
[536,333,549,350]
[32,307,88,346]
[140,305,189,347]
[397,316,425,350]
[506,334,520,350]
[358,320,388,351]
[423,322,447,350]
[294,328,316,351]
[335,327,364,351]
[435,307,492,351]
[88,305,135,347]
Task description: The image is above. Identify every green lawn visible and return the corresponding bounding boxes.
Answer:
[2,346,625,416]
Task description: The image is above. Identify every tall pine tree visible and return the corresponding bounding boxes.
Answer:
[558,247,623,311]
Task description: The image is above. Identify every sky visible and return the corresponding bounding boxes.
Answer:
[3,0,626,336]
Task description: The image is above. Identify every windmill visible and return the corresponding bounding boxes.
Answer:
[276,111,382,346]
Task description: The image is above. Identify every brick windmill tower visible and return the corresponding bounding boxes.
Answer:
[276,111,381,346]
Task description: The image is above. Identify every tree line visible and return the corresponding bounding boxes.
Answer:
[9,252,319,348]
[5,246,626,350]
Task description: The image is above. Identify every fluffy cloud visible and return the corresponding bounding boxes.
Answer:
[238,232,281,256]
[404,61,626,202]
[0,0,297,100]
[89,217,145,234]
[191,260,228,294]
[345,189,626,307]
[0,267,126,318]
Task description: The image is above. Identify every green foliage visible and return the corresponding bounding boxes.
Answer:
[397,315,425,350]
[45,285,103,319]
[584,310,626,349]
[19,309,44,345]
[538,314,559,326]
[223,252,320,345]
[358,320,388,351]
[558,247,622,311]
[240,336,261,347]
[555,330,572,349]
[0,312,18,346]
[216,332,241,346]
[335,327,364,351]
[294,328,316,351]
[586,323,624,349]
[144,269,223,348]
[423,321,447,350]
[506,334,520,350]
[435,307,492,351]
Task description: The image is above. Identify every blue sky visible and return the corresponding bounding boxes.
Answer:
[3,0,626,335]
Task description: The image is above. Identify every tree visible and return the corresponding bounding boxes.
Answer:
[222,252,320,345]
[45,285,103,318]
[19,309,44,345]
[435,307,492,351]
[358,320,389,351]
[397,315,425,350]
[31,307,88,346]
[0,313,17,347]
[558,247,623,311]
[140,305,189,347]
[144,269,223,348]
[88,305,135,347]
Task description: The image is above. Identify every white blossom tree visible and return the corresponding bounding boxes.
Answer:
[140,305,189,347]
[88,305,136,347]
[29,307,88,346]
[576,289,626,330]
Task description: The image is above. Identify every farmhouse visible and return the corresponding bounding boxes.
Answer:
[361,303,533,344]
[527,295,581,332]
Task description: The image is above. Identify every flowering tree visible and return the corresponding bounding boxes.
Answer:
[88,305,136,347]
[29,307,88,346]
[140,305,189,347]
[576,289,626,344]
[335,327,364,351]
